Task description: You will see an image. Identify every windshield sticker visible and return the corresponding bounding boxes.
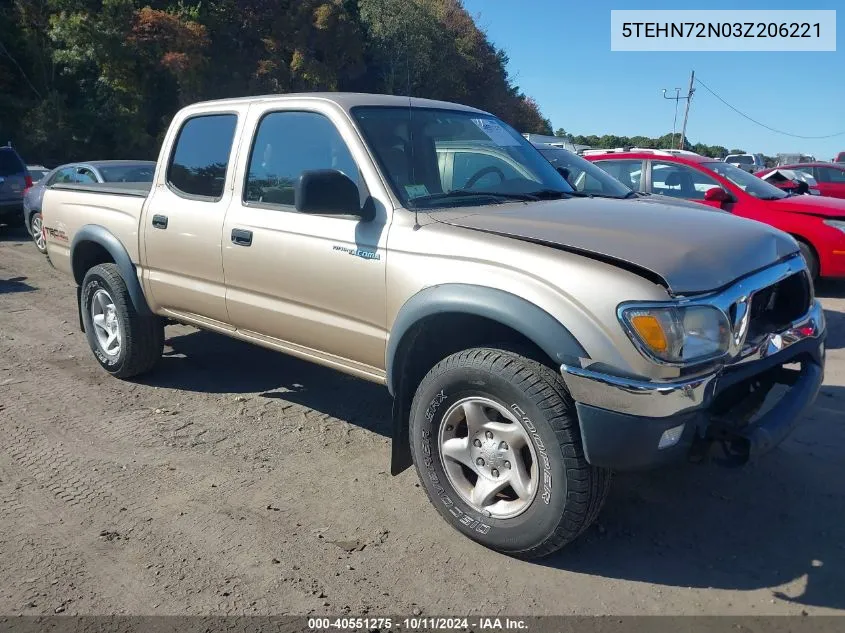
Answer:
[471,119,520,146]
[404,184,430,198]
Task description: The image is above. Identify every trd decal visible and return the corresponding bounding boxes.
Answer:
[44,226,69,242]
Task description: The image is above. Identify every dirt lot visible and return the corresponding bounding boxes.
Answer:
[1,228,843,617]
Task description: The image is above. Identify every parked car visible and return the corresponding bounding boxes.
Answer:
[724,153,765,173]
[585,149,845,279]
[777,153,815,166]
[24,160,155,253]
[533,143,708,210]
[27,164,50,183]
[0,144,31,227]
[756,168,821,196]
[42,93,825,559]
[756,163,845,200]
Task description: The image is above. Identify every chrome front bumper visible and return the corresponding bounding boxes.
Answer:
[561,299,826,419]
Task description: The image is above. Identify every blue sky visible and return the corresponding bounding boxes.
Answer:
[462,0,844,159]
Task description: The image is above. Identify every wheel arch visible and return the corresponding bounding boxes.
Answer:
[71,225,151,316]
[789,233,819,276]
[386,284,588,474]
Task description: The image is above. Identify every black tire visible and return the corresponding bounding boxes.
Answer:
[409,348,611,559]
[80,263,163,378]
[797,241,819,280]
[30,212,47,254]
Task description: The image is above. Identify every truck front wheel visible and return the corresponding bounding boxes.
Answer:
[80,263,163,378]
[409,348,610,559]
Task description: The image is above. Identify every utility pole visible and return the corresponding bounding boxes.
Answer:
[661,88,682,150]
[679,70,695,151]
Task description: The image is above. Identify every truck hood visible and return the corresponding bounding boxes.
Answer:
[768,193,845,218]
[428,197,799,295]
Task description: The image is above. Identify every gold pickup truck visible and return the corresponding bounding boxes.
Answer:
[42,93,826,558]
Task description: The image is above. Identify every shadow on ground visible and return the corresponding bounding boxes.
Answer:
[140,328,393,436]
[0,276,35,294]
[816,280,845,300]
[541,384,845,611]
[143,327,843,610]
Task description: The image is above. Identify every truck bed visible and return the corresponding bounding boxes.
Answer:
[43,182,150,279]
[52,181,153,198]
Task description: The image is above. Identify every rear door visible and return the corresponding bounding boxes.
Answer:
[0,148,27,208]
[141,106,248,326]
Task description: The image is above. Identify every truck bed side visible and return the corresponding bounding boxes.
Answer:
[42,183,150,279]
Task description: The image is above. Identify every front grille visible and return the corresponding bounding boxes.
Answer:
[746,271,811,342]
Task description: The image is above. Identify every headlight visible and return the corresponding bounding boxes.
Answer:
[823,219,845,235]
[619,304,731,365]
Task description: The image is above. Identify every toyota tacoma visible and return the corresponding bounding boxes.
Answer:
[42,93,826,558]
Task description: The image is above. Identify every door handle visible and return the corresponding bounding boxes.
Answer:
[231,228,253,246]
[151,214,168,229]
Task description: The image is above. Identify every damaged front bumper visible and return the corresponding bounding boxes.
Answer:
[560,300,826,470]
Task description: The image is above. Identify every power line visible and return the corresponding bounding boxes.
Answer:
[695,76,845,140]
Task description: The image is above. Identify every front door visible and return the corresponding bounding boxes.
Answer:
[649,160,728,210]
[221,104,390,375]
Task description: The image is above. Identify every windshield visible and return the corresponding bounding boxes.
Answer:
[726,155,753,165]
[538,147,632,198]
[705,162,787,199]
[98,163,155,182]
[352,107,572,209]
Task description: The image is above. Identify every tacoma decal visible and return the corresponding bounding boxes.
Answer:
[332,245,381,261]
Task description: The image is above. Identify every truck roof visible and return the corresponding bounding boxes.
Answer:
[181,92,488,115]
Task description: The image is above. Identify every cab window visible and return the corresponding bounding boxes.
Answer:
[244,111,358,207]
[818,166,845,183]
[651,161,720,200]
[76,168,97,183]
[594,159,643,190]
[167,113,238,200]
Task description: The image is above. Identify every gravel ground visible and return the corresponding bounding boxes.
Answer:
[1,227,843,617]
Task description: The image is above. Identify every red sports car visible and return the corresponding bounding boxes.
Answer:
[756,163,845,200]
[584,150,845,279]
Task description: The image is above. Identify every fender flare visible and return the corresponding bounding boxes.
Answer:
[71,225,152,316]
[386,284,589,475]
[386,283,588,396]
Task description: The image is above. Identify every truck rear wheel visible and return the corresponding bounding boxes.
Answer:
[80,263,163,378]
[409,348,610,559]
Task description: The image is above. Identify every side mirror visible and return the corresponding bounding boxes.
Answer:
[703,187,732,205]
[795,180,810,195]
[295,169,372,220]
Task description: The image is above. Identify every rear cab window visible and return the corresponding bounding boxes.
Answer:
[167,114,238,200]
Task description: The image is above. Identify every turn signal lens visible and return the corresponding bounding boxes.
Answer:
[629,314,668,353]
[620,304,730,365]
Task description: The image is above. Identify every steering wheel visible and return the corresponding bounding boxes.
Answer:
[464,165,506,189]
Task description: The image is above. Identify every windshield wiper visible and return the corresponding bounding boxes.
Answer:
[525,188,571,200]
[413,189,542,205]
[564,191,631,200]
